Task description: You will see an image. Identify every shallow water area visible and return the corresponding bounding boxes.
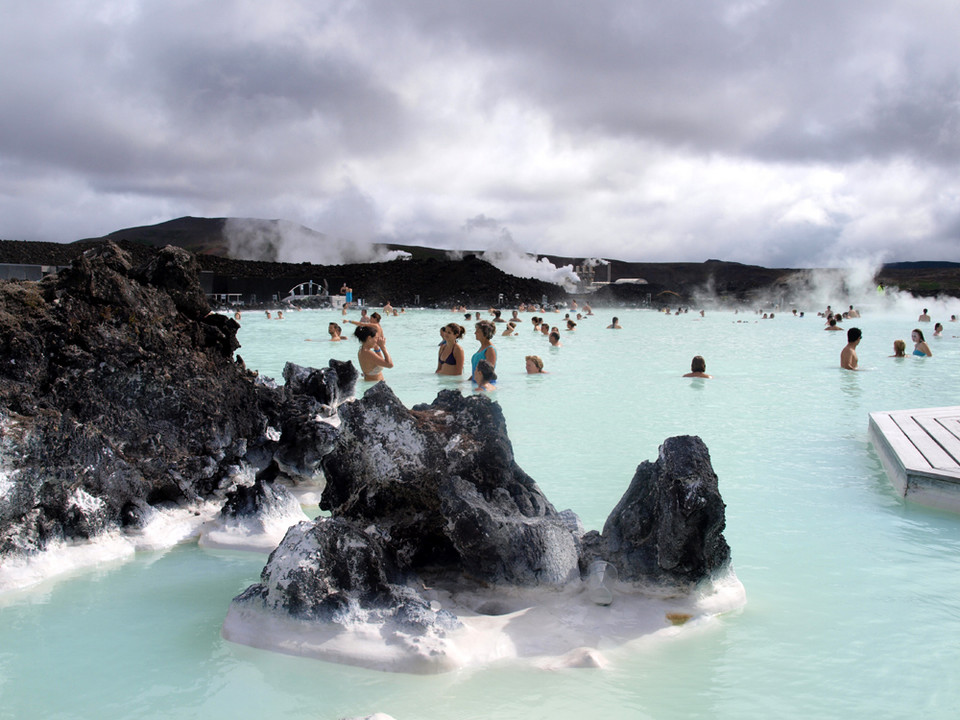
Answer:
[3,302,960,719]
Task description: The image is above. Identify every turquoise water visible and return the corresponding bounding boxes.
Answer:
[3,302,960,719]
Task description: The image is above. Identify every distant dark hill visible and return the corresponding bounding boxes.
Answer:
[89,216,460,263]
[4,216,960,301]
[876,263,960,297]
[882,261,960,270]
[98,216,232,256]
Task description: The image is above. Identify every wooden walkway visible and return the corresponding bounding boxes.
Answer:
[869,406,960,512]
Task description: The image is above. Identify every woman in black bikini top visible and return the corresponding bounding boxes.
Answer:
[436,323,466,375]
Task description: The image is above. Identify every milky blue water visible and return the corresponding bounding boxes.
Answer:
[3,302,960,719]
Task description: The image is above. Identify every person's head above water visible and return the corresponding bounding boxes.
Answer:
[847,327,862,343]
[525,355,544,373]
[443,323,465,339]
[354,325,378,342]
[690,355,706,373]
[475,320,496,340]
[475,359,497,383]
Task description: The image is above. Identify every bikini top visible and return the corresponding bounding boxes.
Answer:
[439,345,458,365]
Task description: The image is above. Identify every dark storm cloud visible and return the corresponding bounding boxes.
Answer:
[0,0,958,265]
[377,0,960,163]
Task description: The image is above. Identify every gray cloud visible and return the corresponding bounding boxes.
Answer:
[1,0,958,266]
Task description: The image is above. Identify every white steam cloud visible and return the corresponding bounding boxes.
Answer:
[462,214,580,290]
[689,255,954,318]
[223,218,408,265]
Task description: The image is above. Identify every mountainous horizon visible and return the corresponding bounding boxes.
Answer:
[80,215,958,272]
[3,216,960,300]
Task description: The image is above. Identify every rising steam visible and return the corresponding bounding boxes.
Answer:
[223,218,409,265]
[462,214,580,290]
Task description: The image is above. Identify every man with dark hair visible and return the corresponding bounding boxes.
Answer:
[841,327,862,370]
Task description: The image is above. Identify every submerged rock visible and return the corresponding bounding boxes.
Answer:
[198,475,308,553]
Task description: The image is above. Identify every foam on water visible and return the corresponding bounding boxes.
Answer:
[0,502,219,595]
[223,568,746,674]
[198,497,309,554]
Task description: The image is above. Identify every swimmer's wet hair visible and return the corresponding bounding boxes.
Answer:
[354,325,378,341]
[475,320,496,340]
[476,359,497,382]
[444,323,465,339]
[691,355,706,372]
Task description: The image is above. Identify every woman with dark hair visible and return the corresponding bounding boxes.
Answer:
[436,323,466,375]
[683,355,712,378]
[355,325,393,381]
[912,328,932,357]
[471,320,498,383]
[473,359,498,392]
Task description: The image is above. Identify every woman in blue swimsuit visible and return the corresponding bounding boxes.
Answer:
[436,323,466,375]
[912,328,932,357]
[471,320,498,383]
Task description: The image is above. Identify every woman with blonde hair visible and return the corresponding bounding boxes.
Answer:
[525,355,547,374]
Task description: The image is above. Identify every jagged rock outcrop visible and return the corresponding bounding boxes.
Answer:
[282,359,357,416]
[229,387,735,663]
[580,435,731,590]
[320,384,580,586]
[0,243,351,557]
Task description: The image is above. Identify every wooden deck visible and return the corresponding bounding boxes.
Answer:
[868,406,960,512]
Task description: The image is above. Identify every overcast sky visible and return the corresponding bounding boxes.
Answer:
[1,0,958,267]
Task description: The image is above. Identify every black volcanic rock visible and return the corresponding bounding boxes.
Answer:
[0,243,268,553]
[320,384,580,586]
[581,435,731,589]
[0,242,357,556]
[282,359,357,415]
[234,516,462,634]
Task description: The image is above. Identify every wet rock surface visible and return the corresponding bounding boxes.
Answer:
[0,243,347,556]
[580,435,731,590]
[321,384,580,586]
[234,387,733,644]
